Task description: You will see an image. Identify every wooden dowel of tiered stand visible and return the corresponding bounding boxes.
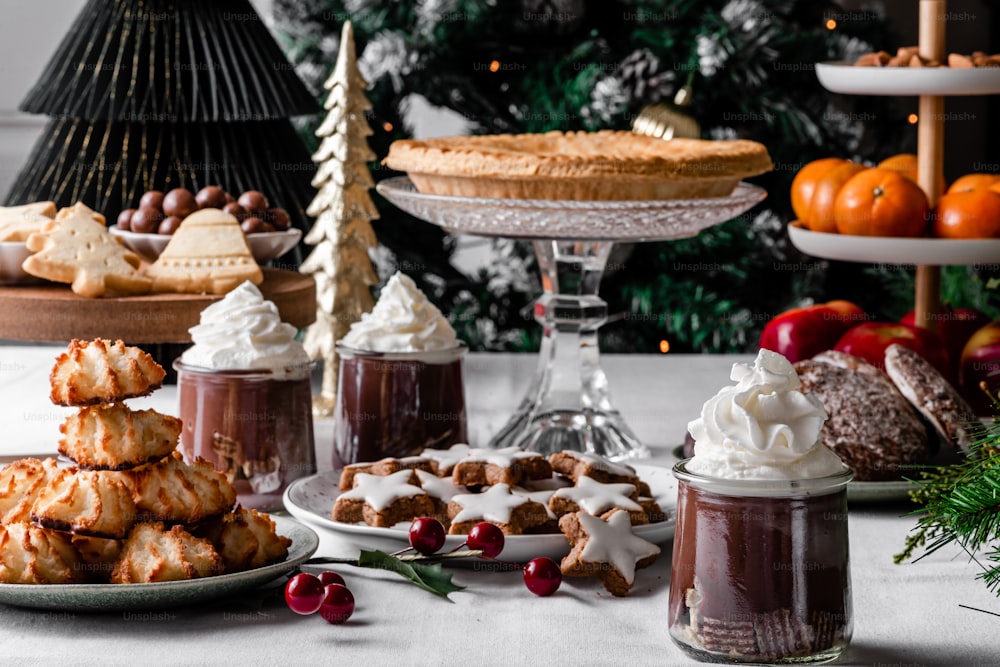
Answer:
[915,0,946,333]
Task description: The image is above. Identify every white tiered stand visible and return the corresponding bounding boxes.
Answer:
[790,0,1000,332]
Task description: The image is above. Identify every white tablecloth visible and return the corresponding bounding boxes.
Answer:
[0,346,995,666]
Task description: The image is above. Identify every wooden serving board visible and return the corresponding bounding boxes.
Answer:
[0,269,315,343]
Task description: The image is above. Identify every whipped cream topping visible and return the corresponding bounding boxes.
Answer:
[181,281,311,377]
[340,272,458,352]
[686,349,844,480]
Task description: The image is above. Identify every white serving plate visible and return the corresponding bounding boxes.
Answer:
[110,227,301,264]
[283,463,677,563]
[0,515,318,612]
[815,61,1000,96]
[787,222,1000,266]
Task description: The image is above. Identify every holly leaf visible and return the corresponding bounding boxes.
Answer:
[357,549,465,600]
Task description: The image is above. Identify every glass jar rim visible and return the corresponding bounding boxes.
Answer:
[336,341,467,363]
[673,459,853,498]
[173,359,315,379]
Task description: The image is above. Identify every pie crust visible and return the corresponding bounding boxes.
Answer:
[384,130,772,201]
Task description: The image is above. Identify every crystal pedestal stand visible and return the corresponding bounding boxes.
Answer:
[489,240,644,457]
[376,177,767,461]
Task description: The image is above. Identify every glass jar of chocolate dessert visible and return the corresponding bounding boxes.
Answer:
[175,361,316,511]
[332,343,467,467]
[668,463,853,664]
[173,280,317,511]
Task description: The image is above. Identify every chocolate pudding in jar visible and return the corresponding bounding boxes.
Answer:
[332,272,467,467]
[176,281,316,511]
[668,349,853,664]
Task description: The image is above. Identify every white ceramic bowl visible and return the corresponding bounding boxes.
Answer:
[0,241,43,285]
[110,227,302,264]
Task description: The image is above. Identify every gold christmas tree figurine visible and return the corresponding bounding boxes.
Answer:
[300,21,379,416]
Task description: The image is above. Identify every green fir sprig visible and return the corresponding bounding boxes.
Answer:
[896,416,1000,596]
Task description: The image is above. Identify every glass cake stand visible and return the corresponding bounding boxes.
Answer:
[376,177,767,460]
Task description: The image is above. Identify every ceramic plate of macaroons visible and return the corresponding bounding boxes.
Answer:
[0,516,319,612]
[283,464,677,563]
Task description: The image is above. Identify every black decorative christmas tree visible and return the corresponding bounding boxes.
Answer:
[5,0,320,258]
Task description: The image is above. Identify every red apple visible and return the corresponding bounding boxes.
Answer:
[959,320,1000,415]
[901,306,990,372]
[826,299,867,322]
[759,300,866,363]
[834,322,951,378]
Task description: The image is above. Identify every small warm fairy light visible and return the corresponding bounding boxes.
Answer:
[825,19,836,30]
[382,121,394,132]
[489,60,500,73]
[907,114,919,125]
[659,340,670,354]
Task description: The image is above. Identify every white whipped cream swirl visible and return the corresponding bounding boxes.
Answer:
[181,281,311,377]
[686,349,844,480]
[340,272,459,352]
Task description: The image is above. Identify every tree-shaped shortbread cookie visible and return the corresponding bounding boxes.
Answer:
[22,203,151,297]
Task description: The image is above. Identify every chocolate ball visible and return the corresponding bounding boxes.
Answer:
[259,222,276,233]
[238,190,269,214]
[195,185,227,210]
[163,188,198,218]
[223,202,248,222]
[224,192,236,204]
[267,207,291,231]
[241,216,266,234]
[139,191,165,213]
[130,207,163,234]
[117,208,136,230]
[158,215,183,235]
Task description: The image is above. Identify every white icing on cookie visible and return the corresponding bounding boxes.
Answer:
[561,451,637,478]
[420,444,472,472]
[552,476,642,515]
[577,510,660,585]
[450,483,531,524]
[338,471,426,511]
[415,469,464,502]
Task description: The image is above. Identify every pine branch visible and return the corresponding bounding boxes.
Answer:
[896,422,1000,580]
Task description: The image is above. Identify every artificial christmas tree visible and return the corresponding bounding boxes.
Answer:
[300,21,380,415]
[5,0,320,257]
[275,0,999,353]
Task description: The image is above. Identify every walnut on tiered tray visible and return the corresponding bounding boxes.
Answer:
[0,338,291,584]
[330,446,665,595]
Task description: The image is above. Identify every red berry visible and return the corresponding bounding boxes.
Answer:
[317,571,345,587]
[319,584,355,625]
[466,522,505,559]
[523,557,562,597]
[284,573,324,615]
[409,517,446,556]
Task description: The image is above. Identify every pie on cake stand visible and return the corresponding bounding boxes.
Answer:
[379,131,770,460]
[377,132,768,460]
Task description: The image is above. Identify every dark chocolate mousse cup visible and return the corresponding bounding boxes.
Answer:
[669,461,853,664]
[333,344,467,467]
[174,361,316,511]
